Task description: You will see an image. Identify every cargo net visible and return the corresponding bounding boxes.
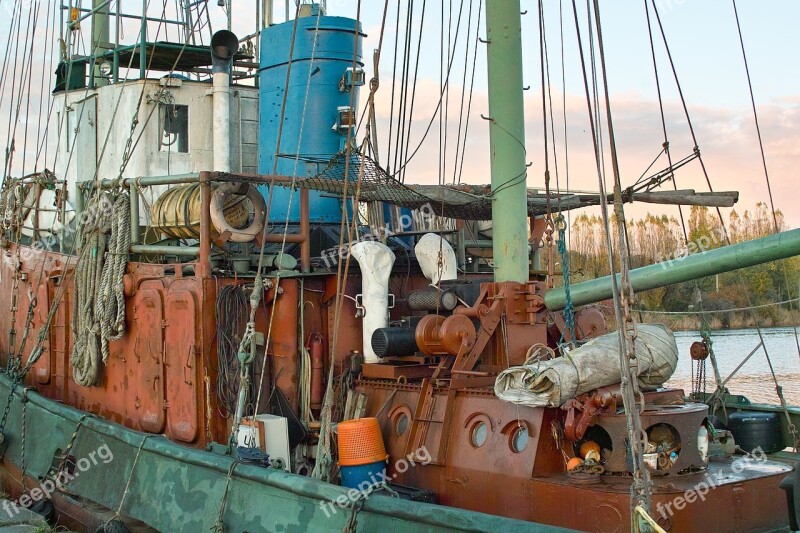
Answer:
[225,151,601,221]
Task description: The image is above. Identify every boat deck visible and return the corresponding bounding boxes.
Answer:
[531,458,792,532]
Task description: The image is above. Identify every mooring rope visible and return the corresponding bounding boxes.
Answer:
[71,191,130,386]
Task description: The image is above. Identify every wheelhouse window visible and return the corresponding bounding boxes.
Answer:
[159,104,189,153]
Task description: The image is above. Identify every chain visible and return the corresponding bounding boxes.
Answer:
[555,215,575,345]
[7,190,23,356]
[692,358,706,398]
[342,496,365,533]
[608,151,649,515]
[0,379,19,455]
[117,115,140,179]
[7,267,19,356]
[619,253,651,512]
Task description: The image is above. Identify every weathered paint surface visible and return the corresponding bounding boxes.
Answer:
[0,374,569,532]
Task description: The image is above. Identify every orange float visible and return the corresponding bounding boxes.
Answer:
[566,457,583,471]
[580,441,601,459]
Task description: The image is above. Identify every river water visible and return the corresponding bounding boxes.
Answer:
[665,327,800,405]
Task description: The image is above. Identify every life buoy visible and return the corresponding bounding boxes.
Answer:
[210,183,266,243]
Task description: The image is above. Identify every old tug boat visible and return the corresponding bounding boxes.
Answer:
[0,0,799,532]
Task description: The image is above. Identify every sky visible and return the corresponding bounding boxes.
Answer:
[1,0,798,229]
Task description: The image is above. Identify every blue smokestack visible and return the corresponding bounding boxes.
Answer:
[258,8,363,224]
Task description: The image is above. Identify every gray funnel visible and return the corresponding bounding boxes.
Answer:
[210,30,239,74]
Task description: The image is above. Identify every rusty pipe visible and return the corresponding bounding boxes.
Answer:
[198,171,213,279]
[308,332,324,410]
[300,188,310,273]
[253,188,309,271]
[259,234,305,244]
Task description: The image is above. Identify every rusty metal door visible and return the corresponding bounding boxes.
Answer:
[130,288,166,433]
[165,290,198,443]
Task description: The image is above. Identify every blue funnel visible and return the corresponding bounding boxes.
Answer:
[258,12,363,224]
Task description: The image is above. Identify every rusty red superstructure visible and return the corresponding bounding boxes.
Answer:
[0,172,793,532]
[0,1,797,531]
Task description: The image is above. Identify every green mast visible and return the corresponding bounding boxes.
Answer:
[485,0,529,283]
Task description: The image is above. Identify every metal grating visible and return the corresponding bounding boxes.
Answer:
[221,151,602,221]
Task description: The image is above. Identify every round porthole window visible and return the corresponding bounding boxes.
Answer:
[395,413,409,436]
[511,426,529,453]
[471,421,488,448]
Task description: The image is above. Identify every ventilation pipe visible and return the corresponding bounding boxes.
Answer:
[414,233,458,285]
[210,30,238,173]
[351,241,396,363]
[262,0,273,27]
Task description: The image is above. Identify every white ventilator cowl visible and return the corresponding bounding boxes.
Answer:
[350,241,396,363]
[414,233,458,285]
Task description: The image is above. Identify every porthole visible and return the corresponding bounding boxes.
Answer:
[471,421,488,448]
[395,413,409,436]
[644,423,681,471]
[511,426,529,453]
[573,425,613,462]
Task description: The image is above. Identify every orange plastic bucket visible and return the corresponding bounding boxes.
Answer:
[337,417,388,467]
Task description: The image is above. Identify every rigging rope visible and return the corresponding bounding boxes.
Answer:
[645,0,799,448]
[385,0,402,173]
[313,0,372,481]
[729,0,800,367]
[731,0,779,234]
[634,298,800,315]
[539,0,556,290]
[390,0,467,181]
[571,0,652,518]
[456,0,482,185]
[558,0,571,249]
[642,0,688,244]
[450,0,474,185]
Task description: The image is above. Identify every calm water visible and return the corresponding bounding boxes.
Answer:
[666,327,800,405]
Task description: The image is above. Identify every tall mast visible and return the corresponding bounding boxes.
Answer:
[485,0,529,283]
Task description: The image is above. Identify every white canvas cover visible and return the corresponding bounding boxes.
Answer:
[494,324,678,408]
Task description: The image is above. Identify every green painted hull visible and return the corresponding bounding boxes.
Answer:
[0,373,571,532]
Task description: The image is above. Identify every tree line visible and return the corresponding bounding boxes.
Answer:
[561,203,799,328]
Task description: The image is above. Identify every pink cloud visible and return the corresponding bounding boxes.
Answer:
[370,83,800,229]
